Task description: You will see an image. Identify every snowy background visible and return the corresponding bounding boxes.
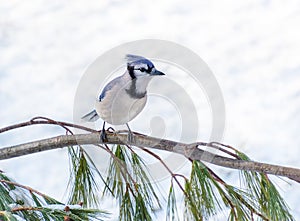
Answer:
[1,0,300,219]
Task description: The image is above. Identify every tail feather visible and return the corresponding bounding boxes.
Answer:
[81,110,99,122]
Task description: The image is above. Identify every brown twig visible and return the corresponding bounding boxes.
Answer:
[0,117,97,134]
[0,179,49,198]
[137,146,187,194]
[11,206,41,212]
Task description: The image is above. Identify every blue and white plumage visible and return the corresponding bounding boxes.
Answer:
[82,54,165,141]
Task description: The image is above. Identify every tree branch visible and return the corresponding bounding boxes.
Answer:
[1,132,300,182]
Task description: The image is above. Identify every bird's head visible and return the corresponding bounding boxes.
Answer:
[126,54,165,79]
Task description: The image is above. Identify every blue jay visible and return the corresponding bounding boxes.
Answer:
[82,54,165,142]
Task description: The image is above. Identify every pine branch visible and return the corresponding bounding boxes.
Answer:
[1,131,300,182]
[1,118,298,220]
[0,172,108,220]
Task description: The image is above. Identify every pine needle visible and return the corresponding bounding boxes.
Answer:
[67,146,100,207]
[103,145,161,220]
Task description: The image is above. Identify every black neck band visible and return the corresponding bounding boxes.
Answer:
[125,79,146,99]
[127,65,136,79]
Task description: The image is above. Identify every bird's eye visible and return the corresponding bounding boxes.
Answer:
[140,67,146,72]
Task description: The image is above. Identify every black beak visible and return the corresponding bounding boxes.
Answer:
[151,69,165,76]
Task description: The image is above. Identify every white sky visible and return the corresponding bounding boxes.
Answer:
[1,0,300,219]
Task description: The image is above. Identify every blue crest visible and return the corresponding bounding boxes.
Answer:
[125,54,154,69]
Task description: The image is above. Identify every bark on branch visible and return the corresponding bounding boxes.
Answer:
[1,131,300,182]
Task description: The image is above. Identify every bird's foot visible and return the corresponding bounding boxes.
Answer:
[125,123,134,144]
[127,131,134,144]
[100,129,108,142]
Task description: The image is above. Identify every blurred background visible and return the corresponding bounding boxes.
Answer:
[1,0,300,219]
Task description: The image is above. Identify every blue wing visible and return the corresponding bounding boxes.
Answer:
[98,75,122,101]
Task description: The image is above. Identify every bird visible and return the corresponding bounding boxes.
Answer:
[82,54,165,142]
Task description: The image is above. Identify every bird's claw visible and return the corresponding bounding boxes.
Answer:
[127,131,134,143]
[100,129,108,142]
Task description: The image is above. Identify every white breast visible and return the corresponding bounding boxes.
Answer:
[95,77,148,125]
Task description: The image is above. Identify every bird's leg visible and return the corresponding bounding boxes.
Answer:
[100,121,108,142]
[126,123,134,143]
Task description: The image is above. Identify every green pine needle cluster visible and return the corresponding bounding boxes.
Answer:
[0,172,108,221]
[175,158,295,221]
[184,161,223,220]
[238,151,294,221]
[67,146,103,208]
[166,181,179,221]
[103,145,161,221]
